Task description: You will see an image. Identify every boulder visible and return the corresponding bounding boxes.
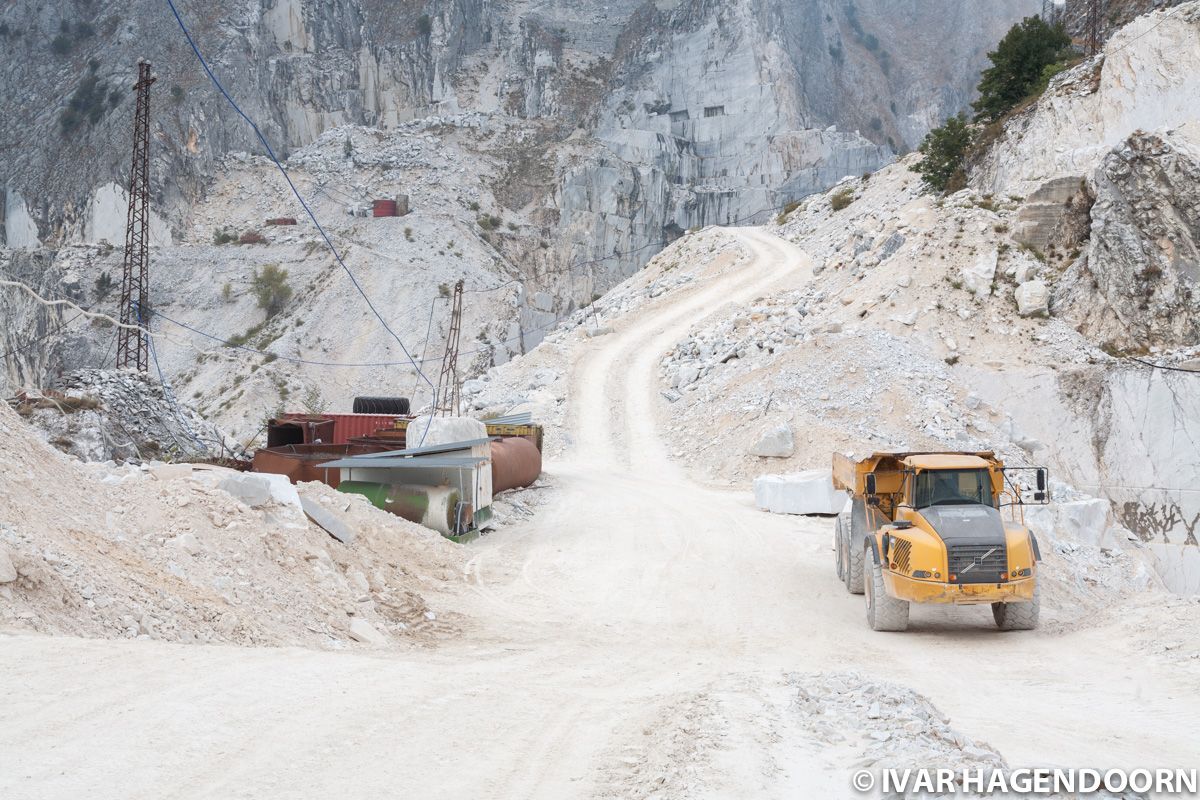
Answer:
[217,472,305,528]
[347,617,388,646]
[151,463,193,481]
[300,495,357,545]
[754,469,845,515]
[406,415,488,448]
[961,250,997,298]
[1015,281,1049,317]
[218,473,273,507]
[749,423,795,458]
[675,364,700,387]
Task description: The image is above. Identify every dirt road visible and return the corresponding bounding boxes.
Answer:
[2,228,1197,799]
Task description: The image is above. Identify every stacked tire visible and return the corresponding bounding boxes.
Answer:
[352,396,410,415]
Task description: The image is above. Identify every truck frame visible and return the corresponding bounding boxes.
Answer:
[831,451,1049,632]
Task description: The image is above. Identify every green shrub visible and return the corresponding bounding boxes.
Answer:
[830,188,855,211]
[94,271,114,299]
[252,265,292,318]
[213,228,237,245]
[60,73,110,133]
[776,199,803,224]
[910,114,972,194]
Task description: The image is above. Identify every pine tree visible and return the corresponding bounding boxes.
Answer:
[973,16,1072,122]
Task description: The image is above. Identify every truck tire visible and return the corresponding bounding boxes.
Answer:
[865,548,909,632]
[352,396,411,415]
[844,528,864,596]
[992,583,1040,631]
[834,516,845,581]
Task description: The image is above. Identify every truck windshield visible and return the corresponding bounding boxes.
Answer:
[913,469,993,508]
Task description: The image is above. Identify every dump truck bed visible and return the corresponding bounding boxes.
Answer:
[832,450,998,496]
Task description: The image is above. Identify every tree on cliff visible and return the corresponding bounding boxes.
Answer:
[973,16,1072,122]
[910,114,972,193]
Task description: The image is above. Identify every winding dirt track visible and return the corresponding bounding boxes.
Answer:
[2,228,1198,799]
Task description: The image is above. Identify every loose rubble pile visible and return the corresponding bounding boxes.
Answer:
[0,401,466,648]
[12,368,239,463]
[652,163,1105,485]
[791,672,1004,777]
[790,672,1140,799]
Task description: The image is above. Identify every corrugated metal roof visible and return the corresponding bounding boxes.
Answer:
[349,437,492,460]
[486,412,534,425]
[322,455,488,469]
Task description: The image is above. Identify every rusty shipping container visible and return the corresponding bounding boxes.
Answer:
[280,412,405,445]
[267,416,335,448]
[490,436,542,493]
[372,199,397,217]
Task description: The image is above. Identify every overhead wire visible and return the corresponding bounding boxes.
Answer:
[1127,356,1200,375]
[161,1,435,380]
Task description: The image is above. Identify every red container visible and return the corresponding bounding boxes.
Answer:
[265,217,297,226]
[280,412,404,445]
[372,199,398,217]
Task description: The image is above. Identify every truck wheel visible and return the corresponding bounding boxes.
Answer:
[844,530,864,595]
[865,549,909,632]
[992,583,1040,631]
[834,517,845,581]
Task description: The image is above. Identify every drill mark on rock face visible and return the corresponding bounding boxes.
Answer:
[1117,500,1200,546]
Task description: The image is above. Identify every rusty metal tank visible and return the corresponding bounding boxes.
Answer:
[490,436,542,493]
[253,443,389,488]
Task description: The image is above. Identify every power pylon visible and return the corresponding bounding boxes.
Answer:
[116,60,156,372]
[1086,0,1104,55]
[435,280,465,417]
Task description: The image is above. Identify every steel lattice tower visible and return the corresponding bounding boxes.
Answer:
[116,60,156,372]
[435,280,465,417]
[1086,0,1104,55]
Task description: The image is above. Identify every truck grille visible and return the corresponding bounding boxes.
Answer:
[890,537,912,573]
[947,543,1007,584]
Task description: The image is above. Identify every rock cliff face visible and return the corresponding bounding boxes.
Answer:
[2,0,1035,260]
[1056,125,1200,350]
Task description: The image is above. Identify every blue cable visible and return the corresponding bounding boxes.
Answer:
[150,305,567,366]
[162,0,433,393]
[143,305,207,455]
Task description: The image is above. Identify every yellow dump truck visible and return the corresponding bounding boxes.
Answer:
[832,451,1049,632]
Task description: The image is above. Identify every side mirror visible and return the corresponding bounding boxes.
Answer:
[865,473,877,496]
[1036,469,1046,491]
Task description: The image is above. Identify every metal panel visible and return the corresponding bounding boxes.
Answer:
[324,455,487,470]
